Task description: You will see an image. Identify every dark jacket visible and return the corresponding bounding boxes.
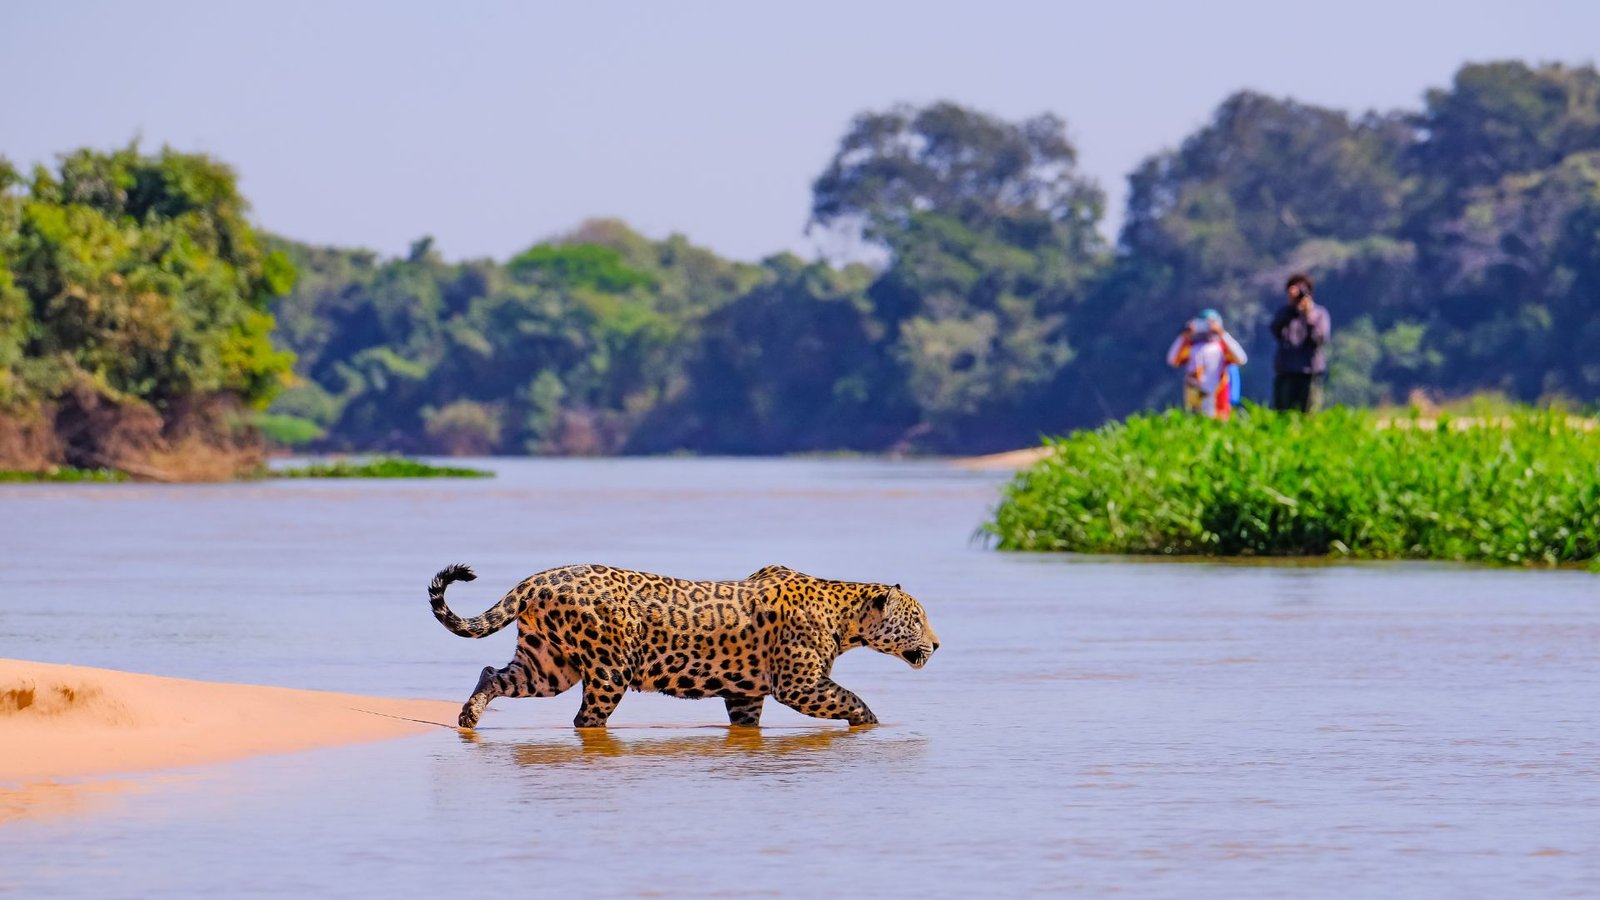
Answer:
[1271,303,1331,374]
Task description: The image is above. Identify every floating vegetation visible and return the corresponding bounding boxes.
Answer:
[986,406,1600,568]
[0,468,129,483]
[272,457,492,479]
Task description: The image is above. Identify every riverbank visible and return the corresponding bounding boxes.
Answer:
[950,446,1053,471]
[0,455,492,483]
[0,659,458,821]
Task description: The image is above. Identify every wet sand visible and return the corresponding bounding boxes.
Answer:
[0,658,457,821]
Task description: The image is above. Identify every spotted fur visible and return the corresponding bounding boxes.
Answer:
[428,563,939,729]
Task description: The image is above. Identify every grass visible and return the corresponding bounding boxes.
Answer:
[2,457,491,482]
[985,405,1600,569]
[271,456,493,479]
[0,467,129,483]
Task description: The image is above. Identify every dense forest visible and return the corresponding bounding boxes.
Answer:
[4,60,1599,468]
[0,147,293,475]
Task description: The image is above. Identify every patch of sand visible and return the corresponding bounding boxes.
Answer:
[0,658,458,822]
[950,446,1053,471]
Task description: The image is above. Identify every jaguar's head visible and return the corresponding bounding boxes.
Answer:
[860,584,940,669]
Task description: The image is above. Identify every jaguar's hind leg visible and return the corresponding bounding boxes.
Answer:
[572,667,631,728]
[458,656,579,729]
[724,695,764,727]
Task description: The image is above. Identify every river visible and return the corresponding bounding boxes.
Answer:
[2,458,1597,896]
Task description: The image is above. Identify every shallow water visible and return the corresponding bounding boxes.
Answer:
[2,458,1598,897]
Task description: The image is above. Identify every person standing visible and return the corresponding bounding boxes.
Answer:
[1271,273,1331,413]
[1167,309,1247,420]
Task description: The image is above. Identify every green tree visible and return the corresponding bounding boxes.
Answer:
[267,220,764,455]
[1,144,295,473]
[1413,62,1600,197]
[250,60,1600,459]
[808,102,1108,449]
[637,255,902,453]
[811,101,1104,254]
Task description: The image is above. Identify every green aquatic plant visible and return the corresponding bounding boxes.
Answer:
[986,406,1600,568]
[0,467,129,483]
[272,457,492,479]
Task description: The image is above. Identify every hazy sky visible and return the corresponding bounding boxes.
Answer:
[4,1,1596,262]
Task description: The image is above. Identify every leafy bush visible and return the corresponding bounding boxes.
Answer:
[986,406,1600,567]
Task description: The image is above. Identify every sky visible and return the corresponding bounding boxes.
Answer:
[4,1,1597,263]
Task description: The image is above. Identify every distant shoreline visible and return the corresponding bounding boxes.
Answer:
[0,455,492,484]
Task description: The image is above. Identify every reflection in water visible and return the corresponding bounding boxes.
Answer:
[459,725,927,775]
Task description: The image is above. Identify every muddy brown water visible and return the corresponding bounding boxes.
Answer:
[2,458,1597,896]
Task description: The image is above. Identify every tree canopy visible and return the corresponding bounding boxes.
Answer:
[810,101,1105,249]
[0,145,294,473]
[263,60,1600,456]
[8,60,1600,468]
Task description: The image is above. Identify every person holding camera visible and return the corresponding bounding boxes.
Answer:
[1270,273,1331,413]
[1167,308,1247,420]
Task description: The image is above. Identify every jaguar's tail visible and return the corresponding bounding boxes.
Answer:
[428,564,526,638]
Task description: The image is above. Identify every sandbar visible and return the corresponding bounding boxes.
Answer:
[950,446,1052,471]
[1,658,457,821]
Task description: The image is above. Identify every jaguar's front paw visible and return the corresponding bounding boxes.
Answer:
[458,695,487,729]
[848,709,879,727]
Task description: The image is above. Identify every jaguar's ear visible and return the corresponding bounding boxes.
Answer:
[871,592,888,611]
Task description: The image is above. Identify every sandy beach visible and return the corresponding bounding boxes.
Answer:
[950,446,1052,470]
[0,658,458,820]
